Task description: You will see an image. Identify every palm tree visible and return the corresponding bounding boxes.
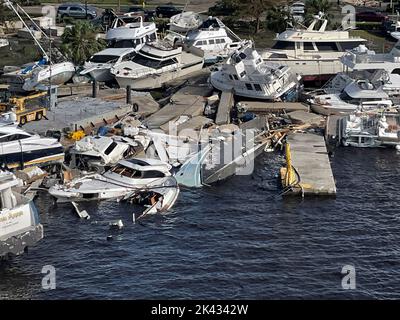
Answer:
[266,6,295,33]
[61,21,106,65]
[304,0,333,25]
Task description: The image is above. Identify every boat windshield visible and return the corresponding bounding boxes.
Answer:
[111,39,142,48]
[132,54,177,69]
[90,55,119,63]
[110,164,142,178]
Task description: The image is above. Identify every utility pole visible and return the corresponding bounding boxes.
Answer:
[118,0,121,13]
[85,0,88,18]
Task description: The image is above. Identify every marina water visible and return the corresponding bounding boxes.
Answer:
[1,148,400,299]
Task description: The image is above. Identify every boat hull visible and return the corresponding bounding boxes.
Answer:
[115,61,203,90]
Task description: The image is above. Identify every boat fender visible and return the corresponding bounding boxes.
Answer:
[132,103,139,112]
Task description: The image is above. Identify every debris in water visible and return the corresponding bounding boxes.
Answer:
[109,220,124,230]
[71,202,90,220]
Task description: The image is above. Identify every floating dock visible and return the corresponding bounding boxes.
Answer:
[215,90,233,125]
[238,101,309,114]
[280,133,336,196]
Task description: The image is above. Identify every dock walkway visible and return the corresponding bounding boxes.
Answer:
[281,133,336,196]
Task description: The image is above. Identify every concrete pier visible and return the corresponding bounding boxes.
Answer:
[281,132,336,196]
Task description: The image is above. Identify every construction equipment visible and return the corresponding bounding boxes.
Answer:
[8,91,48,125]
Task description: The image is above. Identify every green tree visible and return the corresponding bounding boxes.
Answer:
[304,0,333,25]
[234,0,272,33]
[266,6,294,33]
[60,20,106,65]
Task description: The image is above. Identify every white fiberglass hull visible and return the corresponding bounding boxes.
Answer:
[23,62,76,91]
[115,61,203,90]
[210,71,298,100]
[81,65,113,82]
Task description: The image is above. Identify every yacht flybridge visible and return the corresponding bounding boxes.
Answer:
[261,12,367,81]
[184,17,244,63]
[210,41,300,100]
[111,40,204,90]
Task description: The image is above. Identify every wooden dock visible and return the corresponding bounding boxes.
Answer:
[280,132,336,196]
[215,90,234,125]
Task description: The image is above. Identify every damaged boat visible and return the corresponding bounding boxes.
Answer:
[210,41,301,100]
[49,158,180,213]
[0,170,43,260]
[69,135,143,172]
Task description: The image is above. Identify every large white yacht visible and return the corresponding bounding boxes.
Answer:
[111,40,204,90]
[260,13,367,82]
[0,171,43,260]
[210,41,300,100]
[81,15,157,82]
[184,17,243,63]
[0,126,64,169]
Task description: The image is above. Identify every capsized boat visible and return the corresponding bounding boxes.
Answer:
[111,40,204,90]
[0,126,64,170]
[210,40,301,100]
[0,171,43,260]
[49,158,180,213]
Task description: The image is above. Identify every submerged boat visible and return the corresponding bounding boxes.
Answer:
[169,11,203,33]
[340,111,400,148]
[260,12,367,82]
[69,135,143,172]
[0,171,43,260]
[49,158,180,213]
[210,41,300,100]
[111,40,204,90]
[0,126,64,170]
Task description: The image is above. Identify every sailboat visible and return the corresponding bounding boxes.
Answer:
[2,1,76,92]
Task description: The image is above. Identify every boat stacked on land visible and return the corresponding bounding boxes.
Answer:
[211,40,301,100]
[308,42,400,115]
[111,39,204,90]
[81,15,158,82]
[169,11,204,33]
[260,12,367,82]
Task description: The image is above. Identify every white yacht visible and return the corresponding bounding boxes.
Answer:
[80,15,157,82]
[211,41,300,100]
[260,13,367,81]
[0,126,64,170]
[111,40,204,90]
[69,135,142,171]
[49,158,180,213]
[169,11,203,33]
[0,171,43,260]
[309,81,393,116]
[184,17,243,63]
[81,48,136,82]
[106,14,157,48]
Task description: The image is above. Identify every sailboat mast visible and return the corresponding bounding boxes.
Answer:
[3,0,49,59]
